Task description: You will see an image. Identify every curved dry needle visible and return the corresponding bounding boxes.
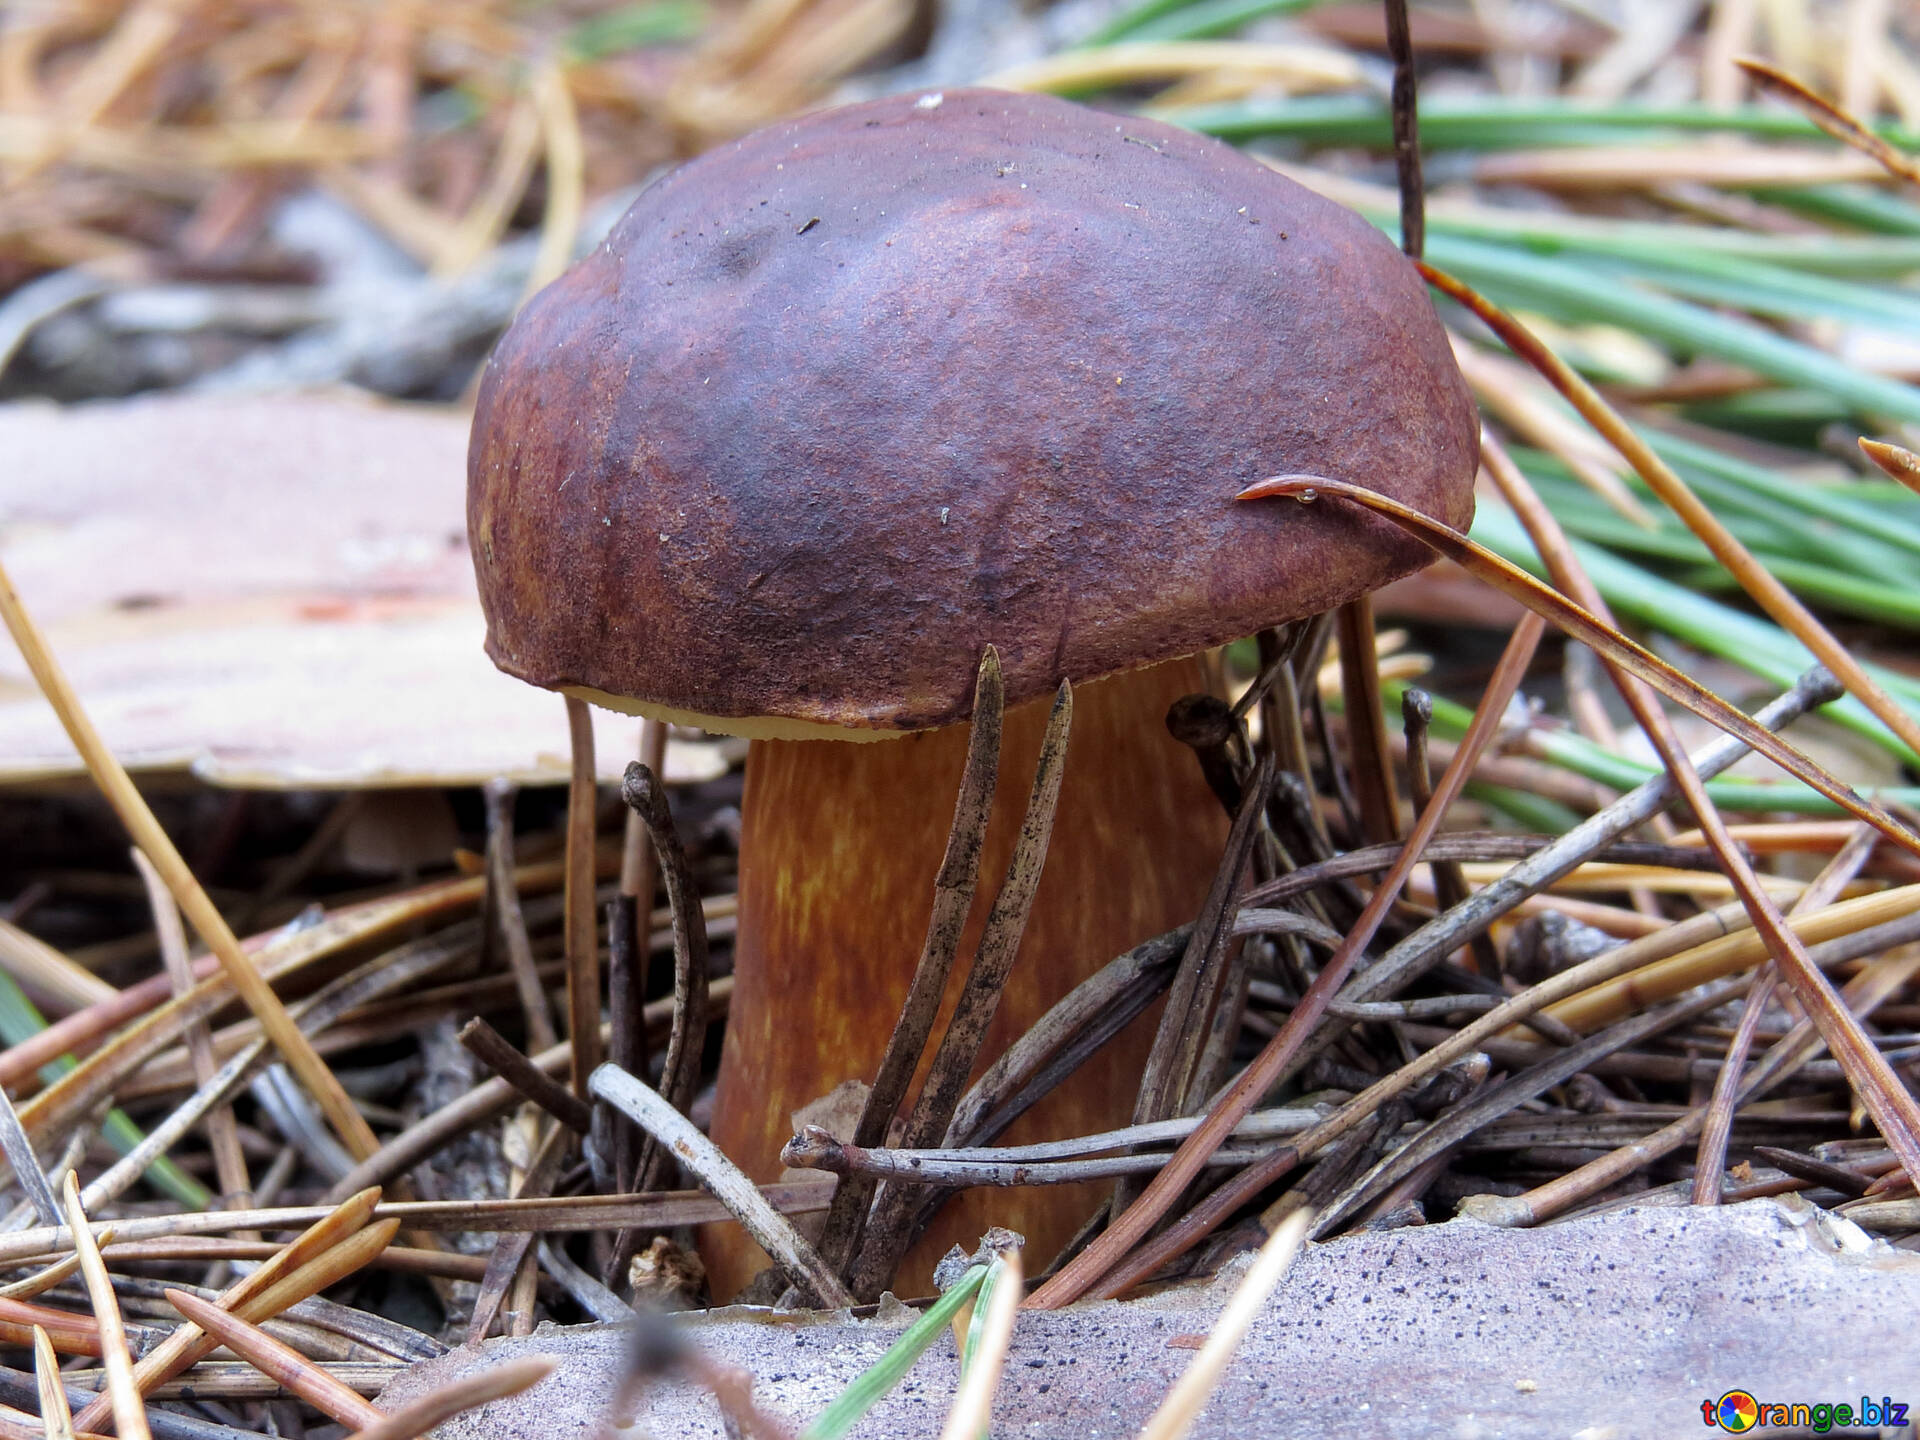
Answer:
[1736,57,1920,185]
[340,1357,554,1440]
[1235,474,1920,861]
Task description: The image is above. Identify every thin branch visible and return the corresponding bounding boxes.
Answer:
[617,763,710,1190]
[132,849,251,1213]
[456,1019,591,1135]
[483,781,557,1055]
[945,928,1189,1150]
[784,1129,1269,1187]
[1382,0,1424,256]
[852,682,1073,1300]
[590,1063,853,1308]
[1335,598,1401,844]
[466,1121,570,1344]
[819,648,1004,1279]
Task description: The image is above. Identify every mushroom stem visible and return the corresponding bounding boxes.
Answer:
[702,656,1231,1300]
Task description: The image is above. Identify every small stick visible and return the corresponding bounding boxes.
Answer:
[852,683,1073,1299]
[1751,1146,1877,1198]
[132,850,251,1214]
[61,1176,148,1440]
[0,557,376,1162]
[590,1063,853,1309]
[617,763,711,1197]
[31,1327,70,1440]
[161,1290,381,1429]
[938,1247,1022,1440]
[945,929,1189,1149]
[1134,1210,1312,1440]
[337,1357,553,1440]
[782,1127,1267,1187]
[537,1237,628,1322]
[806,1105,1326,1171]
[819,649,1004,1278]
[1382,0,1424,257]
[562,697,600,1099]
[610,722,668,1159]
[456,1019,591,1135]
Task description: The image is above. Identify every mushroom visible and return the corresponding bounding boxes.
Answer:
[467,88,1477,1298]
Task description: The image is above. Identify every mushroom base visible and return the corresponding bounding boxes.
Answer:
[701,654,1233,1301]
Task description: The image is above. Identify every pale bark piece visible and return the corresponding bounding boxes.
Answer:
[0,393,724,788]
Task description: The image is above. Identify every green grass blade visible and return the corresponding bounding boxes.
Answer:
[0,969,212,1209]
[1172,93,1920,150]
[800,1263,989,1440]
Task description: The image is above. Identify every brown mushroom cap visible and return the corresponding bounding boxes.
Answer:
[469,87,1477,734]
